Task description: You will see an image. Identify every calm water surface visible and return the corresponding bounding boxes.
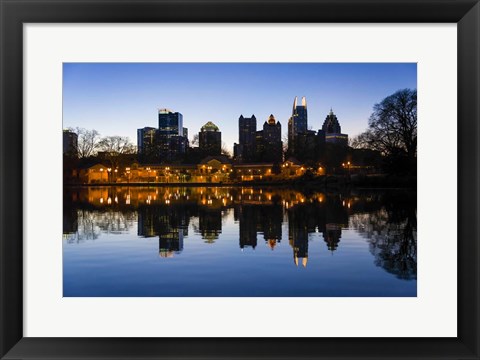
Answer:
[63,186,416,297]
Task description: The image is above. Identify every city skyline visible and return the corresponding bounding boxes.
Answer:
[63,63,417,153]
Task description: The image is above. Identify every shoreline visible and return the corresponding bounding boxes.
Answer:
[64,177,417,190]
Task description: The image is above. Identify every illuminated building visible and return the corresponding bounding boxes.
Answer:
[137,127,157,162]
[199,121,221,156]
[320,109,348,146]
[157,108,188,161]
[288,96,308,156]
[235,114,257,162]
[256,114,282,163]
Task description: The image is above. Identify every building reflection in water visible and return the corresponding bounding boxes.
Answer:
[137,201,192,257]
[63,186,416,278]
[198,209,223,243]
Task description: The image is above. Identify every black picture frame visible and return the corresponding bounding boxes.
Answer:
[1,0,479,359]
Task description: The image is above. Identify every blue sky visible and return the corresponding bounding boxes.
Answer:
[63,63,417,152]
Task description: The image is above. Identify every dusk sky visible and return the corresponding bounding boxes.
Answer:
[63,63,417,152]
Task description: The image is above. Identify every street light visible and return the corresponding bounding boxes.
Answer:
[126,167,131,183]
[343,161,351,178]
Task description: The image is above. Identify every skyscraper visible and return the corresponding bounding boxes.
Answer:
[157,108,188,161]
[288,96,308,156]
[63,129,78,158]
[199,121,221,156]
[137,127,157,162]
[257,114,282,163]
[235,114,257,162]
[320,109,348,146]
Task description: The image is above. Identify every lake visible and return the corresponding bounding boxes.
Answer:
[63,186,416,297]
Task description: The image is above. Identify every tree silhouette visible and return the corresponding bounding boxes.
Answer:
[69,127,101,158]
[352,89,417,174]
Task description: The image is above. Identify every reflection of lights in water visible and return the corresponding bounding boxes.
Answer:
[126,195,130,205]
[267,239,276,250]
[159,250,174,258]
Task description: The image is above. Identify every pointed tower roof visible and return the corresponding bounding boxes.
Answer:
[200,121,219,132]
[301,96,307,108]
[267,114,276,125]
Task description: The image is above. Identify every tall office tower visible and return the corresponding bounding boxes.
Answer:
[63,129,78,157]
[199,121,222,156]
[237,114,257,162]
[157,108,188,161]
[321,109,348,146]
[287,96,308,156]
[259,114,282,163]
[137,127,157,162]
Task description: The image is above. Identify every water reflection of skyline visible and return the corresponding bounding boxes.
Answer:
[64,186,416,277]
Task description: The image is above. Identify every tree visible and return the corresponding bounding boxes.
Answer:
[282,134,289,159]
[98,135,136,155]
[70,127,101,158]
[221,142,232,158]
[97,136,136,175]
[191,133,199,147]
[352,89,417,174]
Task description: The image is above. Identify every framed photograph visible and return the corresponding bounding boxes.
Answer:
[1,0,479,359]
